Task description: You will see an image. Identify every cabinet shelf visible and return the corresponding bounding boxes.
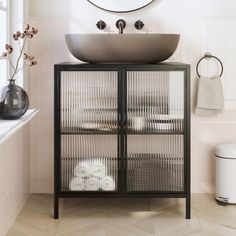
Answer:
[61,126,117,132]
[61,131,118,135]
[127,130,184,135]
[60,128,184,135]
[60,153,183,192]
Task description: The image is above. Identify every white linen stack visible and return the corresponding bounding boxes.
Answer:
[84,177,100,191]
[90,160,106,178]
[70,177,85,191]
[74,162,91,178]
[70,159,115,191]
[99,176,115,191]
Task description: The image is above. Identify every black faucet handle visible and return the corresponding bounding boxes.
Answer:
[135,20,144,30]
[96,20,106,30]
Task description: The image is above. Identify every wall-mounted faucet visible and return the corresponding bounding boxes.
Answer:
[96,19,144,33]
[96,20,106,30]
[116,19,126,34]
[134,20,144,30]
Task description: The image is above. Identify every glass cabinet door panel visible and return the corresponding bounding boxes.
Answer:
[61,135,118,192]
[60,71,118,134]
[127,71,184,134]
[126,135,184,192]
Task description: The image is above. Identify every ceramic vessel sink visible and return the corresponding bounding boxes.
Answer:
[65,33,180,63]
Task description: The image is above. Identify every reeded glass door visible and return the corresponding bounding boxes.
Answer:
[126,71,185,192]
[60,70,119,192]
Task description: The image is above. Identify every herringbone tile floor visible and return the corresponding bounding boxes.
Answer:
[6,194,236,236]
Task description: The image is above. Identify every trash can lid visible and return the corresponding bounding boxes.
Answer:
[215,144,236,159]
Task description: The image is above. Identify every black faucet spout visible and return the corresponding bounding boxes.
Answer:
[116,19,126,34]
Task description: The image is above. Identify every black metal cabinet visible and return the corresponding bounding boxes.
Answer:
[54,63,191,219]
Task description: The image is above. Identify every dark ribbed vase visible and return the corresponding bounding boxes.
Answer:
[0,80,29,120]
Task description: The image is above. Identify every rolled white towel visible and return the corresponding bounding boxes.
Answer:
[70,177,85,191]
[84,177,100,191]
[99,176,115,191]
[91,160,106,178]
[74,162,91,178]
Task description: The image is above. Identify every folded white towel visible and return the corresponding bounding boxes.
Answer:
[74,162,91,178]
[91,160,106,178]
[70,177,85,191]
[99,176,115,191]
[84,177,100,191]
[195,76,224,116]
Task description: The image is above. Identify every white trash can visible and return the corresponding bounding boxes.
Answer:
[215,144,236,204]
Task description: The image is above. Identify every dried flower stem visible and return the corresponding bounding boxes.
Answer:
[2,24,38,82]
[10,37,27,81]
[7,54,16,71]
[15,65,26,74]
[18,39,22,52]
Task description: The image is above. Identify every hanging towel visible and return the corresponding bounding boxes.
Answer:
[70,177,85,191]
[195,76,224,116]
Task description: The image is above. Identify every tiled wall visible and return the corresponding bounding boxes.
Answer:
[27,16,236,193]
[0,125,31,236]
[30,17,236,192]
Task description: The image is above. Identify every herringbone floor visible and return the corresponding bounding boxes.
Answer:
[6,194,236,236]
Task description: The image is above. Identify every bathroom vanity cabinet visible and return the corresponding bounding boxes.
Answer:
[54,63,191,219]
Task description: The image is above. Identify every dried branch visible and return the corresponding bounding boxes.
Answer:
[18,39,22,52]
[15,65,27,75]
[10,37,27,81]
[2,24,38,82]
[7,54,16,71]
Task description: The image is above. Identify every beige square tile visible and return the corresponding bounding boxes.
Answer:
[57,222,106,236]
[200,220,236,236]
[14,207,59,235]
[106,210,155,235]
[193,194,236,228]
[25,194,53,215]
[106,221,155,236]
[57,211,106,234]
[6,227,29,236]
[153,209,201,235]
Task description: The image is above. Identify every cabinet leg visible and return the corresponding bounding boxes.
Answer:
[54,196,59,219]
[186,196,191,219]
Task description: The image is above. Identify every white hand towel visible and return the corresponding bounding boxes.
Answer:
[195,76,224,116]
[70,177,85,191]
[84,177,100,191]
[91,160,106,178]
[99,176,115,191]
[74,162,91,178]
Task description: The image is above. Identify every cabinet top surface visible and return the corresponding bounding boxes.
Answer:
[55,62,190,69]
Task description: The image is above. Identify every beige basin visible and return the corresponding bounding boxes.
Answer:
[65,33,180,63]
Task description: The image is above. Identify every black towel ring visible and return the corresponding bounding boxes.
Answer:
[196,53,224,78]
